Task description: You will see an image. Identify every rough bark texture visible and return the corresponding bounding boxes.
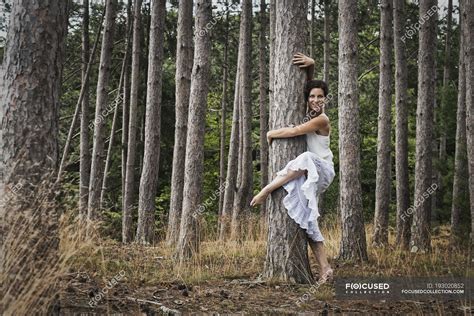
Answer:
[451,1,467,244]
[337,0,368,262]
[410,0,437,253]
[136,0,166,244]
[262,0,313,284]
[87,0,117,219]
[0,0,67,312]
[174,0,212,262]
[167,0,193,247]
[79,0,91,216]
[464,0,474,246]
[122,0,132,207]
[372,0,393,247]
[393,0,411,250]
[123,0,142,243]
[258,0,269,220]
[230,0,253,240]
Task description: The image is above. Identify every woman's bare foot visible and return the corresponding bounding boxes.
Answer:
[250,189,269,207]
[318,266,334,284]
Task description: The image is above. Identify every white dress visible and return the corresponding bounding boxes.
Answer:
[276,132,336,242]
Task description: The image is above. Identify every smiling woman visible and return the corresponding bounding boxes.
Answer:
[251,53,336,284]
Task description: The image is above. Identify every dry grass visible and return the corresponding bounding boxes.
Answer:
[69,213,472,288]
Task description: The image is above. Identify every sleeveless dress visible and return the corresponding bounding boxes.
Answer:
[276,132,336,242]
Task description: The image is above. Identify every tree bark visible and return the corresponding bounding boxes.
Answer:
[100,36,130,209]
[219,70,240,240]
[219,2,230,220]
[87,0,117,220]
[258,0,269,221]
[123,0,142,243]
[372,0,393,247]
[79,0,91,216]
[122,0,132,208]
[136,0,166,244]
[393,0,411,250]
[451,1,467,244]
[0,0,67,312]
[323,0,330,83]
[174,0,212,262]
[262,0,313,284]
[230,0,253,240]
[463,0,474,246]
[337,0,368,262]
[167,0,193,247]
[410,0,437,253]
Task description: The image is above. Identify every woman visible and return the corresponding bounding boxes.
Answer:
[250,53,335,284]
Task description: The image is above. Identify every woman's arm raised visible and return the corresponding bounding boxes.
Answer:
[292,52,315,81]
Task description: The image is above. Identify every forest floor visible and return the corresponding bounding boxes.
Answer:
[58,223,473,315]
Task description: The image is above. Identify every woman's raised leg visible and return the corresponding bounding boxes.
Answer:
[250,169,306,206]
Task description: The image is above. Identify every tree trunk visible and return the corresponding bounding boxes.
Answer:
[463,0,474,246]
[166,0,193,247]
[393,0,411,250]
[136,0,166,244]
[451,2,467,244]
[310,0,315,57]
[258,0,269,221]
[219,2,230,220]
[123,0,142,243]
[122,0,132,208]
[262,0,313,284]
[174,0,212,262]
[0,0,67,312]
[372,0,393,247]
[410,0,437,253]
[100,38,130,209]
[219,71,240,240]
[323,0,330,83]
[230,0,253,240]
[79,0,91,216]
[337,0,368,262]
[87,0,117,219]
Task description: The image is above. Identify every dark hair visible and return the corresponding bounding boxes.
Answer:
[304,80,329,101]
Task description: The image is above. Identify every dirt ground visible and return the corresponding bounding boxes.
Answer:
[59,272,471,315]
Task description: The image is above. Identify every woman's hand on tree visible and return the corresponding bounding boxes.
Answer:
[292,53,315,68]
[266,131,274,146]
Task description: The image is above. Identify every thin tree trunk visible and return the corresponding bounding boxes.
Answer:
[87,0,117,219]
[219,2,230,219]
[230,0,253,240]
[372,0,393,247]
[310,0,315,57]
[410,0,437,253]
[166,0,194,247]
[136,0,166,244]
[337,0,368,262]
[0,0,67,312]
[123,0,142,243]
[262,0,313,283]
[258,0,269,221]
[323,0,330,83]
[100,39,130,209]
[394,0,411,250]
[174,0,212,262]
[79,0,91,216]
[451,3,467,244]
[122,0,133,210]
[57,12,104,183]
[219,71,240,240]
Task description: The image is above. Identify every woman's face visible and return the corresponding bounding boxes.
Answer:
[307,87,325,115]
